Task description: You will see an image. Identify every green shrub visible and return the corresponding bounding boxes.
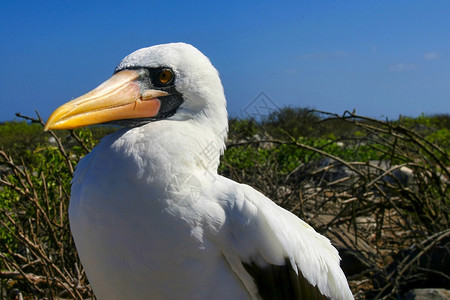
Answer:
[0,120,95,298]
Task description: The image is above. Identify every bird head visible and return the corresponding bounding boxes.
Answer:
[44,43,228,135]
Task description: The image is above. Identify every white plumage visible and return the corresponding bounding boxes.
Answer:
[46,43,353,299]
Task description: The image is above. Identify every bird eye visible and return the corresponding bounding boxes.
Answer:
[158,69,173,84]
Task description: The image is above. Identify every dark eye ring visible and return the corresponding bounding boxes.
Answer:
[158,69,174,84]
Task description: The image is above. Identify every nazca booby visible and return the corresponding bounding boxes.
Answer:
[45,43,353,300]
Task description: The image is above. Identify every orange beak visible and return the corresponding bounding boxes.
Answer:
[44,70,168,130]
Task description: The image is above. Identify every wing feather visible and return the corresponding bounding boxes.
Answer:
[215,180,353,300]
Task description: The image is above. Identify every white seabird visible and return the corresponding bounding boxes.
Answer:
[45,43,354,300]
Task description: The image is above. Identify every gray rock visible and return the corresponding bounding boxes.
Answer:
[338,248,372,277]
[403,289,450,300]
[286,157,356,185]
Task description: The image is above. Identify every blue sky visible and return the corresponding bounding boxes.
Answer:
[1,1,449,122]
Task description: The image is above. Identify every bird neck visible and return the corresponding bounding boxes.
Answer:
[106,116,226,180]
[169,91,229,168]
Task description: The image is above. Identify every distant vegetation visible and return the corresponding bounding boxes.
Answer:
[0,108,449,299]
